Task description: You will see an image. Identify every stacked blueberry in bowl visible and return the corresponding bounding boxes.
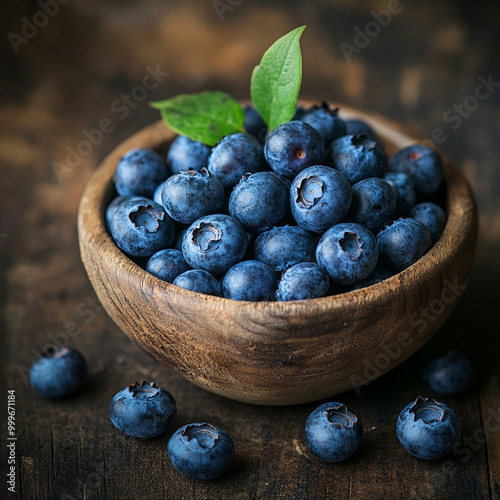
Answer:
[106,103,446,303]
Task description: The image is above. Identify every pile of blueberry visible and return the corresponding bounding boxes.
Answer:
[107,103,447,301]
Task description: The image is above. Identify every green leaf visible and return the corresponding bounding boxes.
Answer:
[150,91,245,146]
[250,26,306,132]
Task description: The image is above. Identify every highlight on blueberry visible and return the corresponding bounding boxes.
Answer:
[423,350,472,397]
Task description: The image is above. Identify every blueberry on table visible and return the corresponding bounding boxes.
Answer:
[301,102,347,146]
[345,119,378,141]
[409,201,447,243]
[109,381,176,439]
[347,177,396,234]
[208,133,266,188]
[113,148,167,198]
[110,198,175,257]
[325,134,386,184]
[253,225,317,272]
[276,262,330,301]
[181,214,248,275]
[388,144,443,198]
[30,346,87,399]
[264,121,325,179]
[316,222,379,285]
[168,423,235,480]
[243,105,267,143]
[167,135,211,175]
[290,165,352,233]
[383,171,416,218]
[222,260,277,301]
[423,350,472,397]
[377,218,432,272]
[173,269,222,297]
[305,402,363,462]
[146,248,190,283]
[161,168,225,225]
[396,397,461,460]
[229,171,290,233]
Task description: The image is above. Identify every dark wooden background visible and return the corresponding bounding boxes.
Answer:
[1,0,499,498]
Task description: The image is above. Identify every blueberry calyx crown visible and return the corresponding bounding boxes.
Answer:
[339,231,363,260]
[297,175,323,209]
[351,134,377,152]
[128,381,161,398]
[313,101,340,117]
[129,205,164,233]
[409,396,445,424]
[182,423,219,449]
[324,403,357,428]
[42,346,69,359]
[192,222,221,251]
[378,217,404,234]
[180,167,210,178]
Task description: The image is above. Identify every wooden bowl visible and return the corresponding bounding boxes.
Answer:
[77,103,478,405]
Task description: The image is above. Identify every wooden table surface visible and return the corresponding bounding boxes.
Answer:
[1,1,499,498]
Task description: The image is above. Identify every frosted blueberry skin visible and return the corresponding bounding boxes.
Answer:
[388,144,443,198]
[396,397,461,460]
[344,262,394,292]
[229,171,290,233]
[181,214,248,275]
[409,202,447,243]
[423,350,472,397]
[316,222,379,285]
[264,121,325,179]
[173,269,222,297]
[109,381,177,439]
[146,249,190,283]
[325,134,387,185]
[290,165,353,233]
[222,260,277,301]
[345,119,378,141]
[276,262,330,301]
[161,168,225,225]
[208,133,266,188]
[110,198,175,257]
[305,402,363,463]
[347,178,396,234]
[168,423,235,480]
[377,218,432,272]
[114,148,168,198]
[30,347,87,399]
[166,135,211,174]
[243,106,268,143]
[383,171,416,218]
[253,225,317,272]
[153,181,166,205]
[301,103,347,146]
[106,195,135,230]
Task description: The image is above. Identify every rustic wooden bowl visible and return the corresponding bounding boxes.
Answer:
[77,102,478,406]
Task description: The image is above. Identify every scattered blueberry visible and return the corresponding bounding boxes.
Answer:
[383,172,416,218]
[146,248,190,283]
[344,119,378,141]
[244,106,268,142]
[222,260,277,301]
[30,346,87,399]
[167,135,211,174]
[423,350,472,397]
[301,102,347,146]
[305,402,363,462]
[409,202,447,243]
[173,269,222,296]
[276,262,330,301]
[396,396,461,460]
[109,381,176,439]
[168,422,235,480]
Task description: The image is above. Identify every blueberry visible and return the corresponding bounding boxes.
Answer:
[208,133,265,188]
[325,134,386,184]
[167,135,211,174]
[409,202,446,243]
[253,225,317,272]
[173,269,222,296]
[316,222,379,285]
[30,346,86,399]
[290,165,352,233]
[377,218,432,272]
[348,178,396,234]
[229,171,289,233]
[383,172,416,217]
[109,381,176,439]
[301,102,347,146]
[344,119,378,141]
[396,397,461,460]
[276,262,330,301]
[161,168,225,225]
[344,262,393,291]
[243,106,268,143]
[106,195,135,230]
[423,350,472,397]
[222,260,277,301]
[264,121,325,179]
[305,402,363,462]
[114,148,167,198]
[146,249,190,283]
[388,144,443,198]
[182,214,248,275]
[110,198,175,257]
[153,181,166,205]
[168,422,235,480]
